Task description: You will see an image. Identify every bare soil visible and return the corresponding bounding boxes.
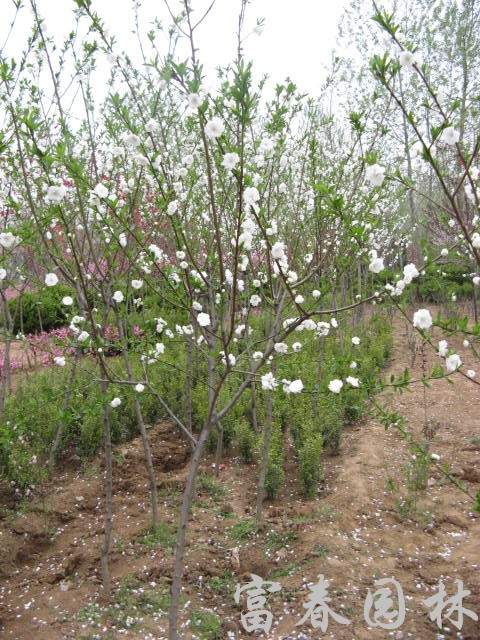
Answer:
[0,314,479,639]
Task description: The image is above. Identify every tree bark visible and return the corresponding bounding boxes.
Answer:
[100,379,113,597]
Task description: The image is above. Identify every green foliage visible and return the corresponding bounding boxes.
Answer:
[261,311,393,497]
[197,473,226,501]
[0,350,187,490]
[415,262,473,303]
[138,523,176,550]
[475,492,480,514]
[235,417,256,463]
[375,262,474,304]
[76,574,173,631]
[299,434,323,498]
[190,610,222,640]
[266,528,297,551]
[206,571,235,597]
[265,422,284,500]
[7,285,76,334]
[404,446,431,492]
[228,518,256,541]
[314,395,343,454]
[0,308,392,504]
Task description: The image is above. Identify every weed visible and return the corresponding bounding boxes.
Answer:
[77,602,103,624]
[138,522,176,550]
[385,477,398,492]
[206,571,235,596]
[190,609,222,639]
[228,518,257,541]
[269,561,304,578]
[312,543,329,558]
[266,529,297,552]
[197,473,226,501]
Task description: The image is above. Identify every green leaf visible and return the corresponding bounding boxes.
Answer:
[475,492,480,514]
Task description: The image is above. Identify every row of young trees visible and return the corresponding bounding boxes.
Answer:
[0,1,479,637]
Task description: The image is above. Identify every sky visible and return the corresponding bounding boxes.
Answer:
[1,0,349,98]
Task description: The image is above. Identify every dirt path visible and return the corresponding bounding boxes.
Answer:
[0,314,479,639]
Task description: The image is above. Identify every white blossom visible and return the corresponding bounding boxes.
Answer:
[369,256,384,273]
[46,184,67,203]
[438,340,448,357]
[94,183,109,199]
[261,371,278,390]
[197,312,211,327]
[205,116,225,139]
[45,272,59,287]
[413,308,433,330]
[399,50,415,67]
[328,379,343,393]
[440,126,460,146]
[346,376,360,387]
[446,353,462,373]
[365,163,385,187]
[286,379,303,394]
[222,152,240,170]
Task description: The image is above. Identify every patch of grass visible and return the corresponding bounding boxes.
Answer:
[216,503,234,518]
[227,518,257,541]
[470,435,480,447]
[82,462,101,480]
[107,575,171,629]
[197,473,226,501]
[290,503,337,526]
[395,495,417,521]
[281,585,303,603]
[312,543,329,558]
[158,485,181,501]
[113,451,126,465]
[266,529,298,552]
[138,522,176,550]
[77,602,103,624]
[394,496,434,526]
[115,537,126,553]
[269,560,304,579]
[0,499,31,522]
[405,453,430,492]
[190,609,222,639]
[385,477,398,492]
[289,513,310,525]
[206,571,235,596]
[314,504,337,521]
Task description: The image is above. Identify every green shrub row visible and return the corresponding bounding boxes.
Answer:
[0,310,392,498]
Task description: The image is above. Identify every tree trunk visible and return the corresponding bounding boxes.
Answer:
[184,337,193,433]
[116,315,159,527]
[49,349,80,471]
[214,421,224,477]
[255,387,273,526]
[249,352,258,432]
[0,290,14,419]
[100,379,113,597]
[168,419,214,640]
